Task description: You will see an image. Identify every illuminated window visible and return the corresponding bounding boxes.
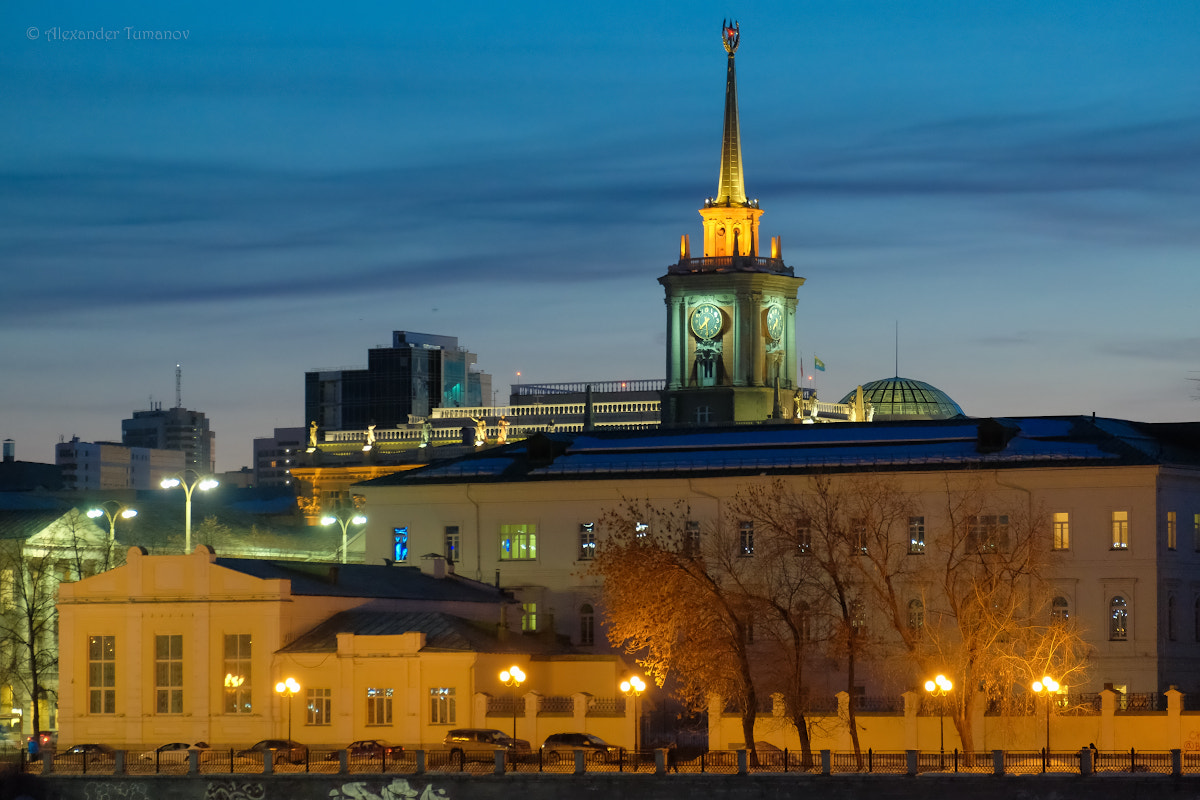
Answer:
[580,604,595,645]
[367,687,393,725]
[968,515,1009,553]
[521,602,537,632]
[1110,596,1128,641]
[430,687,455,724]
[908,517,925,554]
[222,634,252,713]
[635,521,649,538]
[444,526,460,563]
[307,688,331,725]
[1111,511,1129,549]
[907,599,924,631]
[393,527,409,562]
[578,523,595,560]
[739,521,754,556]
[1168,512,1177,550]
[1051,596,1069,622]
[499,524,537,560]
[88,635,116,714]
[1052,512,1070,551]
[154,634,183,714]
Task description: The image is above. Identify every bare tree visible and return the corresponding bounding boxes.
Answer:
[590,499,760,755]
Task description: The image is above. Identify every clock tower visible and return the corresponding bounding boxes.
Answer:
[659,22,805,425]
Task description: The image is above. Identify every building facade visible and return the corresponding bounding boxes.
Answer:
[356,417,1200,697]
[253,426,306,489]
[56,548,633,750]
[55,437,185,491]
[121,405,215,475]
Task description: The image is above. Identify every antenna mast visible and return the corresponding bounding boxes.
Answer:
[894,321,899,377]
[175,364,182,409]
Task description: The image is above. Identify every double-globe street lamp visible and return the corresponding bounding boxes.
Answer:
[321,510,367,564]
[620,675,646,766]
[923,673,952,769]
[160,470,219,553]
[275,677,301,742]
[499,665,526,742]
[1031,675,1060,770]
[87,501,137,563]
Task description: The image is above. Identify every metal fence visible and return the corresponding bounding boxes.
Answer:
[20,747,1195,777]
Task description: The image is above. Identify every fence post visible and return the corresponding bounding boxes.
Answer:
[992,750,1004,776]
[42,751,53,775]
[1080,747,1092,776]
[339,750,349,774]
[415,750,426,775]
[906,750,917,776]
[189,748,199,775]
[656,748,667,775]
[820,749,831,776]
[493,750,505,775]
[737,749,748,776]
[1171,749,1182,778]
[263,751,273,775]
[574,749,586,775]
[113,750,125,775]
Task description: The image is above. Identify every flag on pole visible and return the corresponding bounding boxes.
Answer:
[814,356,826,372]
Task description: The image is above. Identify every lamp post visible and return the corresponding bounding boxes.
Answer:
[160,470,218,553]
[1032,675,1059,770]
[500,665,526,742]
[620,675,646,765]
[923,673,952,769]
[274,677,300,741]
[321,510,367,564]
[87,501,137,566]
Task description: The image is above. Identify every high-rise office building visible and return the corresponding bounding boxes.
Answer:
[121,404,216,474]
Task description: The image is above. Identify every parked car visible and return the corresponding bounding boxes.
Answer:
[541,732,622,764]
[236,739,307,765]
[443,728,531,761]
[327,739,403,761]
[140,741,210,763]
[60,743,116,764]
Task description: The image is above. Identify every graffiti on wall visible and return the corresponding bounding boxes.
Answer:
[329,778,450,800]
[84,783,152,800]
[205,780,266,800]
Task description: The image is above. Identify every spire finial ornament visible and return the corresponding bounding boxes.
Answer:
[722,19,740,54]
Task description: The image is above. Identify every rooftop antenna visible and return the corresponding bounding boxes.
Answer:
[894,321,899,378]
[175,363,182,409]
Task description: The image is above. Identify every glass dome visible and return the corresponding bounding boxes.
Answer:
[838,377,964,421]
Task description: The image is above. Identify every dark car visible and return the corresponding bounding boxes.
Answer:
[236,738,307,765]
[60,743,116,764]
[541,732,621,764]
[443,728,531,761]
[140,741,210,763]
[327,739,403,762]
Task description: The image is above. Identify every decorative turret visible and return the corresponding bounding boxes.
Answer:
[658,22,806,427]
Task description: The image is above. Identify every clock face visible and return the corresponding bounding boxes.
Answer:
[690,304,723,340]
[766,306,783,341]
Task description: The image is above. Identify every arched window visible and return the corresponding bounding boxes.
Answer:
[907,599,924,631]
[1110,596,1128,641]
[580,604,595,646]
[1051,596,1069,622]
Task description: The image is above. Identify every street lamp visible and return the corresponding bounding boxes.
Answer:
[321,510,368,564]
[499,665,526,742]
[274,677,300,741]
[160,470,219,553]
[923,673,952,769]
[87,500,137,549]
[620,675,646,764]
[1032,675,1059,769]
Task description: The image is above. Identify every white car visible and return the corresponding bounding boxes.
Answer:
[140,741,209,763]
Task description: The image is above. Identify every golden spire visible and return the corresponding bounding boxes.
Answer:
[715,20,748,207]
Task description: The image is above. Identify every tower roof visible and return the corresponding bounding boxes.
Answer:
[715,20,748,207]
[838,377,965,421]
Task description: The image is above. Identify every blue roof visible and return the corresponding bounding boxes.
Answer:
[358,416,1198,487]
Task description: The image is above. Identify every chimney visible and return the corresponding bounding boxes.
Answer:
[2,439,13,462]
